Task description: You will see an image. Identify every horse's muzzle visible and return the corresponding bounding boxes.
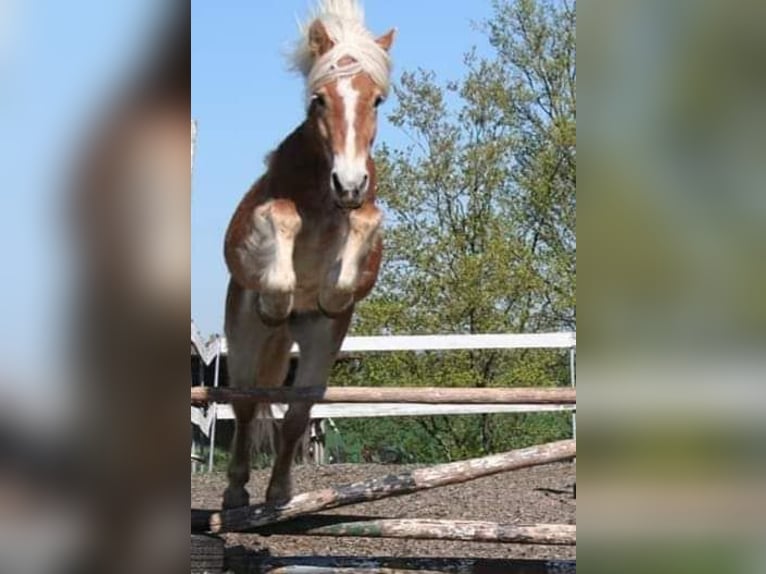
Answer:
[331,171,367,209]
[334,198,364,210]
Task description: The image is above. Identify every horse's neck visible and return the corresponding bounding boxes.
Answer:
[268,121,332,211]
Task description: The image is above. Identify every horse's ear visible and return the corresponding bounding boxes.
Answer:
[308,20,334,58]
[375,28,396,52]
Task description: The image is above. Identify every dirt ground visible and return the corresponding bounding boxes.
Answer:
[191,461,576,561]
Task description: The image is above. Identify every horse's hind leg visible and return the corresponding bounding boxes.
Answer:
[222,281,292,509]
[265,309,353,503]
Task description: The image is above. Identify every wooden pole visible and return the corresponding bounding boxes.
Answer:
[191,534,223,574]
[209,439,575,533]
[223,550,575,574]
[191,386,575,406]
[251,516,575,545]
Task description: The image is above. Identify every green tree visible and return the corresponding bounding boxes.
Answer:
[332,0,576,462]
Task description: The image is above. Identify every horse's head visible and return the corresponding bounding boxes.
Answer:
[299,14,395,209]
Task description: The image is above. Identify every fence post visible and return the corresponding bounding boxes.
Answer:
[208,338,222,473]
[569,347,576,439]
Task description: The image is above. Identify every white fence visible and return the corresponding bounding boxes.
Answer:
[191,322,576,471]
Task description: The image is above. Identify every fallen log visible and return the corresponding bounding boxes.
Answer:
[191,386,575,405]
[192,508,215,532]
[209,439,575,533]
[223,550,576,574]
[254,516,575,545]
[191,534,224,574]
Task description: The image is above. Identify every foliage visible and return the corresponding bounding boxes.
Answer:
[332,0,577,462]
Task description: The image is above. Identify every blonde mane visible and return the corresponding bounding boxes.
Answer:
[290,0,392,103]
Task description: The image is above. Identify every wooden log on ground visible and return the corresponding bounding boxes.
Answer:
[254,516,575,545]
[195,511,576,544]
[191,534,224,573]
[209,439,575,533]
[223,549,575,574]
[192,508,215,532]
[265,567,446,574]
[191,386,575,406]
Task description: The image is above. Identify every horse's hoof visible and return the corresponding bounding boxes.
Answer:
[317,292,354,318]
[256,293,292,326]
[257,308,289,326]
[222,486,250,509]
[265,485,292,507]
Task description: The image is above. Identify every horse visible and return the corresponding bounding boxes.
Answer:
[221,0,396,508]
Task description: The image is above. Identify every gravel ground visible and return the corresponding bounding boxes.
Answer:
[192,461,576,561]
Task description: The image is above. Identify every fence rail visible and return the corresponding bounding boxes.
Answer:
[190,325,577,472]
[211,402,573,420]
[191,329,576,366]
[192,386,575,405]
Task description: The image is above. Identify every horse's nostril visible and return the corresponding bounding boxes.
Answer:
[331,172,343,195]
[360,174,369,191]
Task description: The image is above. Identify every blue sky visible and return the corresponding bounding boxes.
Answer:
[0,1,495,381]
[192,0,495,336]
[0,0,158,382]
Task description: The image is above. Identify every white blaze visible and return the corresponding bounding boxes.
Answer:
[333,77,367,191]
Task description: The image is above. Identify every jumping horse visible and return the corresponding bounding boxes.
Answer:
[222,0,395,508]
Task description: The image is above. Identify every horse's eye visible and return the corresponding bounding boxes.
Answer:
[374,96,384,108]
[311,93,326,109]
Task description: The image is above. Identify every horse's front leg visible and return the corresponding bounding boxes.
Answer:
[319,203,382,316]
[249,199,302,324]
